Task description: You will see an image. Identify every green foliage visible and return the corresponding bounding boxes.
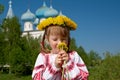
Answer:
[69,38,77,51]
[9,36,40,76]
[0,17,40,76]
[0,18,120,80]
[0,32,5,65]
[77,46,90,67]
[0,4,4,14]
[89,52,120,80]
[88,50,102,67]
[0,73,31,80]
[69,38,90,67]
[2,17,21,44]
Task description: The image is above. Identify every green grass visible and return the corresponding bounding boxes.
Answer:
[0,73,31,80]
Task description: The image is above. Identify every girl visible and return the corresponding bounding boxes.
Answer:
[32,15,89,80]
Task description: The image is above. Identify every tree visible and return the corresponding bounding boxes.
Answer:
[0,32,6,65]
[77,46,90,67]
[1,16,41,75]
[89,53,120,80]
[0,4,4,27]
[0,4,4,14]
[14,36,40,75]
[69,38,77,51]
[88,50,101,67]
[2,17,21,44]
[1,17,21,73]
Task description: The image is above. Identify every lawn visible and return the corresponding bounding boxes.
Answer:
[0,73,31,80]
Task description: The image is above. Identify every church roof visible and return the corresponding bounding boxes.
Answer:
[33,18,39,25]
[21,9,35,21]
[35,2,49,18]
[6,0,14,19]
[44,6,58,17]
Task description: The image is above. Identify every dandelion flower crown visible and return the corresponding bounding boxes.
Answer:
[37,15,77,30]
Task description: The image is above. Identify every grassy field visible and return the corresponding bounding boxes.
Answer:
[0,73,31,80]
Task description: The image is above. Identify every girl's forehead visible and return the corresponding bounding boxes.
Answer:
[49,30,68,37]
[49,34,67,39]
[46,26,69,38]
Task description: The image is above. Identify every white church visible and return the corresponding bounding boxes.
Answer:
[6,0,62,39]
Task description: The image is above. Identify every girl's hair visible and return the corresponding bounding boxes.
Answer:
[40,25,70,53]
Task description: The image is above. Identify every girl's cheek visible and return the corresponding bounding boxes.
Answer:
[54,44,58,48]
[51,43,57,49]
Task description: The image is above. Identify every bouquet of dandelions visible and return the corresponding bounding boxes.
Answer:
[57,42,70,80]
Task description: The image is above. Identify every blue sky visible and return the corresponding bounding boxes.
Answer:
[1,0,120,57]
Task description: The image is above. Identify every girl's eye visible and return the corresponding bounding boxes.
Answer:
[61,39,67,42]
[62,39,66,42]
[62,38,67,41]
[53,38,57,41]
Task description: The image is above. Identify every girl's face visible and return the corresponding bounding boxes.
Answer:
[45,26,69,54]
[48,34,68,54]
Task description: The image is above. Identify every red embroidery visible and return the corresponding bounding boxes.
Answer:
[67,61,74,71]
[45,54,56,75]
[76,63,85,67]
[69,51,75,55]
[72,69,89,80]
[45,54,49,66]
[33,72,40,80]
[34,65,44,70]
[48,64,56,74]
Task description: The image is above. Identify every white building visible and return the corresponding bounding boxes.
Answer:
[6,0,59,39]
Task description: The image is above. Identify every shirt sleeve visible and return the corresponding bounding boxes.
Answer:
[32,53,45,80]
[42,54,61,80]
[64,51,89,80]
[32,53,61,80]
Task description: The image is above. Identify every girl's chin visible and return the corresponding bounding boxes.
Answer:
[51,50,59,54]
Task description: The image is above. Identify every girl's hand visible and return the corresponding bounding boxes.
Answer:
[55,53,63,68]
[55,50,69,68]
[59,50,69,63]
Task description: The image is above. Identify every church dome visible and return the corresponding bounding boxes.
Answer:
[35,2,49,18]
[44,6,58,17]
[21,9,35,21]
[33,18,39,25]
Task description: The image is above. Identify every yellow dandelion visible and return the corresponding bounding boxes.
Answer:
[57,42,68,52]
[37,15,77,30]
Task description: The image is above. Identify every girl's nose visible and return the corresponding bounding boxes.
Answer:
[58,40,62,44]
